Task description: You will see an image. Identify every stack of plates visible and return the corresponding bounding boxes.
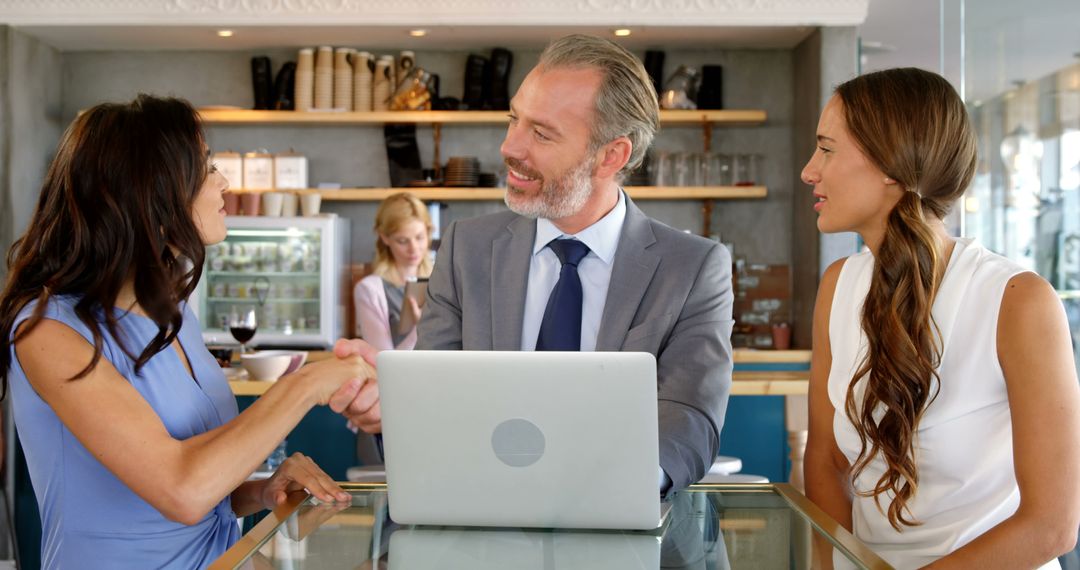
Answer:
[444,157,479,187]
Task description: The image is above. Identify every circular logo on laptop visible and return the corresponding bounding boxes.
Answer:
[491,418,545,467]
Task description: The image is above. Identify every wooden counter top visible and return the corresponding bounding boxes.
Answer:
[229,349,810,397]
[297,349,811,364]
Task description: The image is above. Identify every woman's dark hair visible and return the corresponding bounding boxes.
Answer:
[836,68,977,530]
[0,94,210,392]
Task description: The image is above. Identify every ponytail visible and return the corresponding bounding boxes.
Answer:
[846,190,943,530]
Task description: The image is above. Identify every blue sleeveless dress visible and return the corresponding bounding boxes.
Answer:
[7,295,240,569]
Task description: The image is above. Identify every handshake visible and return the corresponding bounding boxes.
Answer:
[306,338,384,434]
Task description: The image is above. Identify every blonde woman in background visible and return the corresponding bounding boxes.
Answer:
[353,192,434,351]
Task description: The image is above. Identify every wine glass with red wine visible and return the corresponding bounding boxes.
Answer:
[229,306,258,354]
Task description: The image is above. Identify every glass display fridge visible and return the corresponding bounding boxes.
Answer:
[191,215,350,349]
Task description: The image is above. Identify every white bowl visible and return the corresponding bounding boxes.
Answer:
[254,350,308,375]
[241,352,293,382]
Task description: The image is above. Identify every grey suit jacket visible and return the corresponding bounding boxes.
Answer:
[417,195,734,491]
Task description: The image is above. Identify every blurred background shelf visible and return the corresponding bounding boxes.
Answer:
[225,186,768,201]
[197,108,767,126]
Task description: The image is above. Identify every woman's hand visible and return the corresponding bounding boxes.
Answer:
[287,355,376,408]
[403,295,423,331]
[259,452,350,508]
[334,339,383,434]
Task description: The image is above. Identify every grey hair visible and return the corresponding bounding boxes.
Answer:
[538,34,659,181]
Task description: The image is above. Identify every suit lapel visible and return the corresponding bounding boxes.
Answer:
[596,196,659,351]
[491,215,536,350]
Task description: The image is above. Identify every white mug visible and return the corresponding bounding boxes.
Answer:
[300,193,322,217]
[262,192,285,217]
[281,193,299,217]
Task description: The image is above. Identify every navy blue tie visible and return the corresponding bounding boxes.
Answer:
[536,239,591,351]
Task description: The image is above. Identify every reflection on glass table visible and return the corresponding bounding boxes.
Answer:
[210,483,892,570]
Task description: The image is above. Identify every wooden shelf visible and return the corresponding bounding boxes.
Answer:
[656,109,767,125]
[198,108,766,126]
[227,186,767,201]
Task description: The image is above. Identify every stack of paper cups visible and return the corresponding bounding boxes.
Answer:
[372,56,394,111]
[397,51,416,89]
[353,51,374,112]
[313,46,333,110]
[384,55,397,93]
[295,48,314,112]
[333,48,354,111]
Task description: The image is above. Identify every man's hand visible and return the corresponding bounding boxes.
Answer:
[329,338,383,434]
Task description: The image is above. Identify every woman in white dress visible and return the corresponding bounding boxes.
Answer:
[802,67,1080,569]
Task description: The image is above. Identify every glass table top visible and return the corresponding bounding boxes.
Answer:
[211,483,893,570]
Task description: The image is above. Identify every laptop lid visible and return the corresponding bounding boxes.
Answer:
[378,351,660,530]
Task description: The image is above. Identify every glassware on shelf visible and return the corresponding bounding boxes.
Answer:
[389,68,436,111]
[659,65,699,110]
[673,152,691,187]
[651,151,673,187]
[733,154,760,186]
[705,153,733,186]
[229,305,258,353]
[689,152,707,186]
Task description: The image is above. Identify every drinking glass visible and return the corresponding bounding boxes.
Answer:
[229,306,258,353]
[706,153,733,186]
[689,153,706,186]
[734,154,760,186]
[673,152,691,187]
[652,151,674,187]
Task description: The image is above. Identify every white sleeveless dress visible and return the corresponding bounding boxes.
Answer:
[828,237,1060,570]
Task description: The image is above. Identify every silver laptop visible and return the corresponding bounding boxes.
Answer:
[378,350,660,530]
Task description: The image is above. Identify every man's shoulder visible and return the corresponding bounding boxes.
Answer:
[637,214,721,256]
[449,209,527,239]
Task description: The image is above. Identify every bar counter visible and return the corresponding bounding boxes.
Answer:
[227,349,811,397]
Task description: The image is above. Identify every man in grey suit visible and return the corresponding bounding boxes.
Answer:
[337,34,733,492]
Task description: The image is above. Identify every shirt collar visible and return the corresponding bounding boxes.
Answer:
[532,190,626,265]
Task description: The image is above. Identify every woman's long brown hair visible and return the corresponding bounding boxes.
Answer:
[837,68,977,530]
[0,95,210,393]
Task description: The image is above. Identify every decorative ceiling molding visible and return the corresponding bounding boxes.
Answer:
[0,0,868,27]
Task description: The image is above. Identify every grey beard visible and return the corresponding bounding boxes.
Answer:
[504,157,594,220]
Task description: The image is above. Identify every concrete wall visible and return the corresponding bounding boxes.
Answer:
[0,26,63,564]
[816,28,861,271]
[0,27,10,278]
[7,30,62,246]
[789,27,859,349]
[0,27,62,276]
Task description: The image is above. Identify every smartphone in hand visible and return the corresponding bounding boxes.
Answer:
[398,277,429,334]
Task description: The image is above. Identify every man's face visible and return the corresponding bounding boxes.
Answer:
[500,66,603,220]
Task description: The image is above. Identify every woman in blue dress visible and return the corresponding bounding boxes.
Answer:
[0,95,375,568]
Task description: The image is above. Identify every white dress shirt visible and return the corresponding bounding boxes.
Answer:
[520,191,626,352]
[518,192,674,492]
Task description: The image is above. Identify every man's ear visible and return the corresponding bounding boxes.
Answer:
[593,136,633,179]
